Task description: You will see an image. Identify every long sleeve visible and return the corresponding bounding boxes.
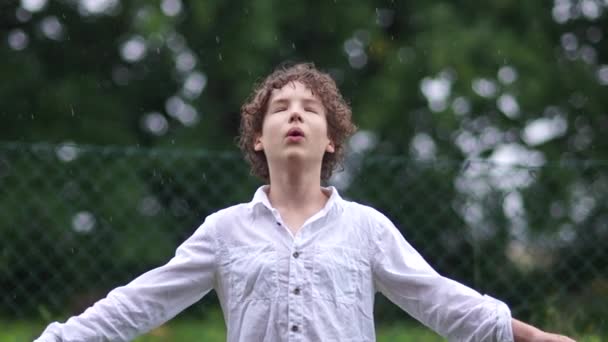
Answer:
[369,211,513,342]
[34,216,218,342]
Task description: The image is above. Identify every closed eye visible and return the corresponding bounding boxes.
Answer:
[305,107,318,114]
[272,107,288,113]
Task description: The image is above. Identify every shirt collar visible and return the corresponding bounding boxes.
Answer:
[247,185,344,215]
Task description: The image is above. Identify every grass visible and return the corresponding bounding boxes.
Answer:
[1,310,605,342]
[2,309,443,342]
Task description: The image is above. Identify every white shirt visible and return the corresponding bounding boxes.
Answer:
[36,186,514,342]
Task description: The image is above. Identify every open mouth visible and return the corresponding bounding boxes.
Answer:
[286,128,305,139]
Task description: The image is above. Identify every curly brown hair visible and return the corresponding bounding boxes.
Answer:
[238,62,357,182]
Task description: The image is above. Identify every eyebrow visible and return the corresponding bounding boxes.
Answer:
[269,98,322,106]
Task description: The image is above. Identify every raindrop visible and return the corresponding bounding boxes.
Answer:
[216,36,220,44]
[529,169,538,179]
[70,106,75,116]
[218,53,223,61]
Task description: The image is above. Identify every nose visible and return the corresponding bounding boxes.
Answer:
[288,109,303,123]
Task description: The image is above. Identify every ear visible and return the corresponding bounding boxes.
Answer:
[325,140,335,153]
[254,135,264,151]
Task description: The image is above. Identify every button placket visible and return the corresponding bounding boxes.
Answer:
[288,237,304,340]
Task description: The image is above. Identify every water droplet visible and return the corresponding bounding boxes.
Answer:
[529,169,538,179]
[461,160,471,172]
[218,53,223,61]
[71,106,75,116]
[215,36,220,43]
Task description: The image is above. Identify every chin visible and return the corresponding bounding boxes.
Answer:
[284,151,308,161]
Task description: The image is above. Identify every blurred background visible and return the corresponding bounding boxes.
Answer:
[1,0,607,341]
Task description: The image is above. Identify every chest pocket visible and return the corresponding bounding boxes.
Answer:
[312,245,364,304]
[227,245,278,303]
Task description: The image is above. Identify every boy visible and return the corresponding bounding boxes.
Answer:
[35,63,575,341]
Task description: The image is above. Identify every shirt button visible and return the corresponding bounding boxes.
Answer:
[293,287,301,295]
[292,251,300,258]
[291,325,299,332]
[276,221,281,226]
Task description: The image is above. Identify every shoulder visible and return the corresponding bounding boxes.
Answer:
[193,202,250,235]
[205,203,251,227]
[341,200,396,234]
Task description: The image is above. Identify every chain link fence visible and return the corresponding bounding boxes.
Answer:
[1,142,606,336]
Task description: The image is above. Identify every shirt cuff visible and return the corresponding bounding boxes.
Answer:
[484,294,514,342]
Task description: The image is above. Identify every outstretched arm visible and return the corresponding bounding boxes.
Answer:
[512,319,576,342]
[34,216,218,342]
[369,209,575,341]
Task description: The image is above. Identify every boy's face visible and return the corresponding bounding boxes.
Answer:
[254,81,335,171]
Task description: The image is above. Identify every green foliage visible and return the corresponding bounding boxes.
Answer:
[1,0,607,337]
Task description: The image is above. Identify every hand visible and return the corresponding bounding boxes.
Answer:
[534,331,576,342]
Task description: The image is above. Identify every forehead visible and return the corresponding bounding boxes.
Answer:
[268,81,321,103]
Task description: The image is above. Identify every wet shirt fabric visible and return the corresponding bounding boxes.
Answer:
[36,186,514,342]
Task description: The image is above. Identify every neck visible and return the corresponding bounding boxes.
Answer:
[267,161,327,211]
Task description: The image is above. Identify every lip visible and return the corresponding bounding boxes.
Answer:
[286,127,305,138]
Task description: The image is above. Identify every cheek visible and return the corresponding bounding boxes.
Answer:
[317,119,331,139]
